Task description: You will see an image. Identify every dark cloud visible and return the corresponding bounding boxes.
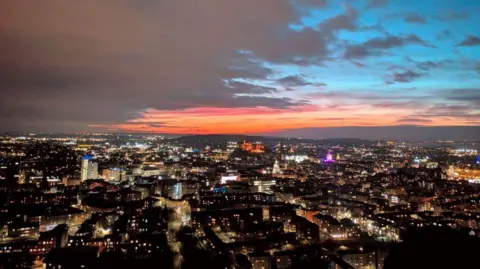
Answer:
[266,126,480,141]
[0,0,322,132]
[418,102,480,120]
[316,82,328,87]
[436,30,451,40]
[396,118,433,124]
[403,13,427,24]
[371,101,422,109]
[320,14,356,33]
[252,27,328,64]
[458,35,480,47]
[344,34,432,59]
[344,45,372,59]
[416,61,443,71]
[319,6,358,34]
[229,96,307,108]
[385,70,424,84]
[277,75,311,87]
[294,0,329,7]
[350,61,367,68]
[365,34,431,49]
[441,89,480,107]
[366,0,388,9]
[433,10,469,21]
[226,81,278,95]
[224,56,274,79]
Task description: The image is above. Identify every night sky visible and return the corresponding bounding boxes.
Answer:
[0,0,479,138]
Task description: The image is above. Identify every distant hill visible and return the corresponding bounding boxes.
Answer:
[169,134,373,148]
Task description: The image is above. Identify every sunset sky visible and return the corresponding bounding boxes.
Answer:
[0,0,479,137]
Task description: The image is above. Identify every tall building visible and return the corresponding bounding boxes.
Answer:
[322,150,335,163]
[280,140,284,156]
[326,150,333,162]
[80,155,98,181]
[272,159,282,174]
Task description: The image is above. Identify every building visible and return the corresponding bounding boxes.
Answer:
[220,170,241,184]
[312,214,346,240]
[37,224,69,253]
[252,179,276,194]
[80,156,98,181]
[240,141,265,153]
[8,221,40,238]
[101,168,126,182]
[249,252,271,269]
[272,160,282,175]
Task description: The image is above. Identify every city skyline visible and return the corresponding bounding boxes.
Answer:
[0,0,479,136]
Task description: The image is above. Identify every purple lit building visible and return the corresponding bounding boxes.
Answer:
[323,150,335,163]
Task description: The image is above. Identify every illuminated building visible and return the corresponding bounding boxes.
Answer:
[446,165,480,182]
[220,170,240,184]
[226,141,238,153]
[285,155,308,163]
[101,168,125,182]
[456,167,480,181]
[240,141,265,153]
[249,253,272,269]
[341,251,377,269]
[327,150,333,162]
[80,156,98,181]
[272,159,282,174]
[252,179,276,194]
[312,214,346,239]
[322,150,335,163]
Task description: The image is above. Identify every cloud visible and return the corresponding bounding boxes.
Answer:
[253,27,328,65]
[365,34,431,49]
[0,0,477,134]
[418,102,480,120]
[229,96,309,108]
[397,118,433,124]
[226,81,278,94]
[344,45,372,59]
[458,35,480,47]
[366,0,388,9]
[344,34,432,59]
[433,10,468,21]
[319,5,358,34]
[416,61,443,71]
[0,0,326,131]
[224,56,274,79]
[277,75,313,87]
[316,82,328,87]
[350,61,367,68]
[441,89,480,107]
[385,70,424,84]
[436,29,451,40]
[403,13,427,24]
[294,0,329,7]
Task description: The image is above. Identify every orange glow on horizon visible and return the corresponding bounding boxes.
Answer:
[90,105,478,134]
